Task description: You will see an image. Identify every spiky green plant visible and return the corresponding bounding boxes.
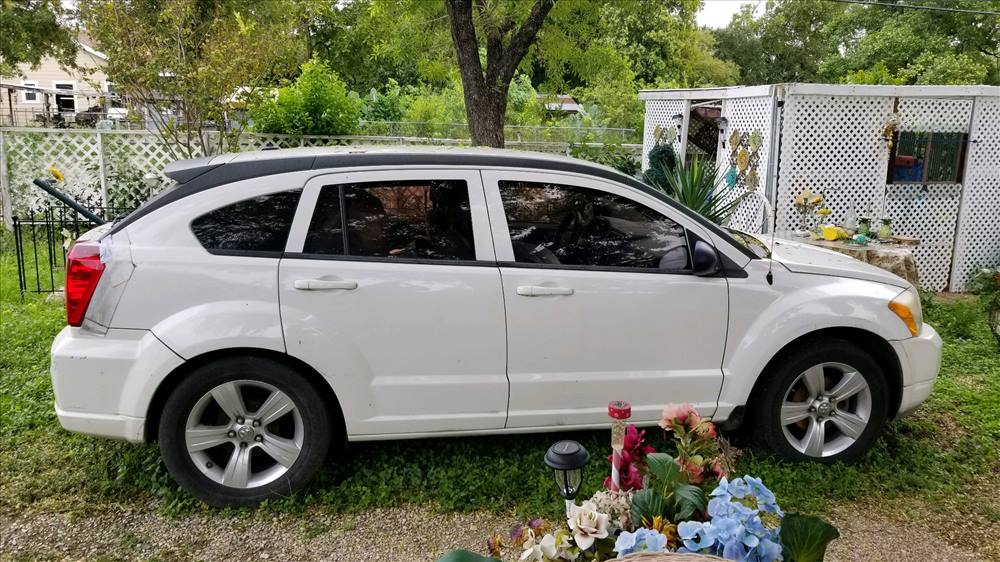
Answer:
[660,157,747,225]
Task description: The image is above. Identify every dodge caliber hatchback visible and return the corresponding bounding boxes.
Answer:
[51,147,941,506]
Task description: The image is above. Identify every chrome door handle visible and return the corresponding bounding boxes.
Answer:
[293,279,358,291]
[516,285,574,297]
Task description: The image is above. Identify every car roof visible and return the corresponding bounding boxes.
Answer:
[162,146,626,183]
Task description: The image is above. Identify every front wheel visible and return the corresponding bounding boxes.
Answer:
[158,356,332,507]
[755,340,889,463]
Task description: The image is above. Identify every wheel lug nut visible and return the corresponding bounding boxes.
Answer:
[206,462,213,468]
[254,435,263,442]
[240,442,247,449]
[808,407,815,412]
[227,430,236,438]
[236,417,245,424]
[252,420,261,427]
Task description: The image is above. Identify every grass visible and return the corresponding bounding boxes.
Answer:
[1,236,998,556]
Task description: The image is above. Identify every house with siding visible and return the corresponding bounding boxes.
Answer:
[0,37,114,127]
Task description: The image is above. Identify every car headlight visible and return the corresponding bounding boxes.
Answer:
[889,286,922,337]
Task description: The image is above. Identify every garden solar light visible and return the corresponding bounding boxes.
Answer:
[715,116,730,147]
[671,113,684,130]
[545,440,589,516]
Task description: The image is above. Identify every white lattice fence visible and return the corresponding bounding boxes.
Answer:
[951,96,1000,291]
[1,128,640,220]
[718,96,774,233]
[641,99,686,169]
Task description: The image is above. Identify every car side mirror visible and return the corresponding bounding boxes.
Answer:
[692,240,721,277]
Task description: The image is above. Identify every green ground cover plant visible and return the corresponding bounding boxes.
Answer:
[1,237,997,553]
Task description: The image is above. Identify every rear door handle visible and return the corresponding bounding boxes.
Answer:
[293,279,358,291]
[516,285,574,297]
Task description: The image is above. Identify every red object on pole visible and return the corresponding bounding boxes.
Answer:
[608,400,631,491]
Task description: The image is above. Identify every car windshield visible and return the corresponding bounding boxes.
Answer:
[723,227,771,258]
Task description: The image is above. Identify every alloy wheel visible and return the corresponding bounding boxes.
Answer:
[779,362,872,458]
[184,379,304,489]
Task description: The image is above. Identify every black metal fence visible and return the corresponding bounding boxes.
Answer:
[12,204,128,298]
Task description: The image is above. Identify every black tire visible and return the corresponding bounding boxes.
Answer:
[754,339,889,464]
[158,356,332,507]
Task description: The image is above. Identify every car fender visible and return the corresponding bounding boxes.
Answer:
[718,263,910,417]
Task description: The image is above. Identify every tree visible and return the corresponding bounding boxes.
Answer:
[250,58,362,136]
[821,0,999,85]
[79,0,302,158]
[0,0,77,77]
[712,0,843,85]
[444,0,556,147]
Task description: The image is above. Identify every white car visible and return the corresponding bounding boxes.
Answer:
[51,148,941,506]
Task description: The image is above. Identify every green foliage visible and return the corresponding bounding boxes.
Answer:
[250,58,362,136]
[435,550,499,562]
[0,0,77,78]
[79,0,302,157]
[933,300,982,341]
[779,514,840,562]
[642,143,679,192]
[361,79,406,122]
[970,268,1000,311]
[660,157,746,225]
[568,143,640,177]
[506,75,544,127]
[631,452,707,525]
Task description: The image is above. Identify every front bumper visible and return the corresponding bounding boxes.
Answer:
[892,323,943,419]
[50,326,184,442]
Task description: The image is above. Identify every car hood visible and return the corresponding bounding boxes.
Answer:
[767,237,911,289]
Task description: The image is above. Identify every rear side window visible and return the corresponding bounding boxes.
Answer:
[499,180,689,271]
[303,180,476,261]
[191,189,301,254]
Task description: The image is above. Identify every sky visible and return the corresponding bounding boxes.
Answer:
[696,0,763,28]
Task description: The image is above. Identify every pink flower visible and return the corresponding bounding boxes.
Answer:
[711,457,727,480]
[686,409,702,430]
[603,463,644,492]
[697,421,717,439]
[659,403,695,429]
[677,458,705,484]
[624,424,655,459]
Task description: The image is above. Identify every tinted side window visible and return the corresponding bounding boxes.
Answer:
[191,189,301,253]
[303,180,476,261]
[499,181,689,270]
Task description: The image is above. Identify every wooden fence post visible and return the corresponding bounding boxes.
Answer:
[0,129,12,230]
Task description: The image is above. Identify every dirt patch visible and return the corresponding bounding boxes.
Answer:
[3,501,994,562]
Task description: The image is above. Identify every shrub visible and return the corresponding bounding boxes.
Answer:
[361,79,406,122]
[569,143,640,177]
[250,57,361,136]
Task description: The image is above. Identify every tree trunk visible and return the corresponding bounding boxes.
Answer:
[465,84,507,148]
[445,0,555,149]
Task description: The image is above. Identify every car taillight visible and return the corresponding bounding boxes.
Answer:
[65,241,105,327]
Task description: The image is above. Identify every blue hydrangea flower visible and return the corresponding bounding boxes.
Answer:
[679,476,785,561]
[614,527,669,558]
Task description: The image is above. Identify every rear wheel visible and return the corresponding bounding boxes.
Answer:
[158,356,332,507]
[756,340,888,463]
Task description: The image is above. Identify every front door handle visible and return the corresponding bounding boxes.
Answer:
[293,279,358,291]
[516,285,574,297]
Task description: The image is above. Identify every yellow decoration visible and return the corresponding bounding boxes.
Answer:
[48,165,65,182]
[737,147,750,171]
[822,225,839,241]
[817,207,832,216]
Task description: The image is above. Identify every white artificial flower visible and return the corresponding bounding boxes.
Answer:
[520,529,543,562]
[566,501,609,550]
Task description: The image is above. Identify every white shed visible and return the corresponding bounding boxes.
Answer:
[639,84,1000,292]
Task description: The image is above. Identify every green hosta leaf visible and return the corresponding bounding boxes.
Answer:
[671,483,707,522]
[645,452,679,485]
[780,514,840,562]
[435,550,499,562]
[631,488,668,526]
